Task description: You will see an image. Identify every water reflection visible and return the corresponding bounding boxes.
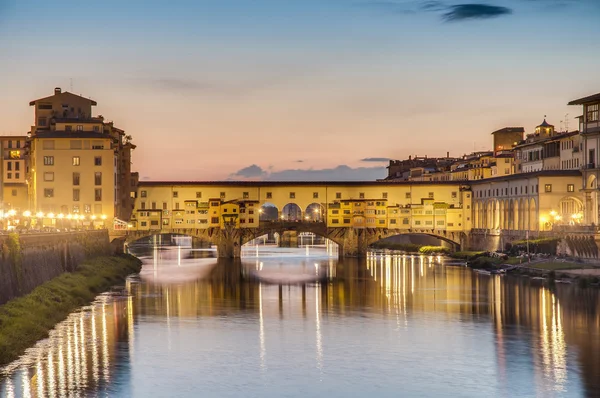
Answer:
[1,248,599,397]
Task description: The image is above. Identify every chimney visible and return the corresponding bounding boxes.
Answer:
[408,155,412,160]
[447,151,449,158]
[54,87,61,95]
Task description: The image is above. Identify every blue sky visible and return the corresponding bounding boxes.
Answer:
[0,0,598,180]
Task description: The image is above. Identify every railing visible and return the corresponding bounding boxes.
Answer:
[582,163,596,170]
[553,224,598,234]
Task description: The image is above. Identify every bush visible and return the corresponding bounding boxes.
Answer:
[369,242,422,252]
[418,246,451,255]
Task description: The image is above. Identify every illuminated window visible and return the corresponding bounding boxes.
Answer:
[44,156,54,165]
[243,192,249,199]
[567,184,575,192]
[290,192,295,199]
[359,193,365,199]
[9,151,20,159]
[44,188,54,198]
[545,184,552,193]
[72,156,80,166]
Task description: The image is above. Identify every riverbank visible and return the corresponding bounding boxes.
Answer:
[0,255,142,367]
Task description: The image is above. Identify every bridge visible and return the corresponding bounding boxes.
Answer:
[116,180,473,257]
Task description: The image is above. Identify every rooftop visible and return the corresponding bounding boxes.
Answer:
[31,131,112,139]
[138,180,470,187]
[29,89,97,107]
[491,127,525,135]
[568,92,600,106]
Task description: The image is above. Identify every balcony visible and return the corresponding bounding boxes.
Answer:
[583,163,596,170]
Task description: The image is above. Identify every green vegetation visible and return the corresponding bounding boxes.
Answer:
[418,246,451,255]
[450,251,485,259]
[510,238,559,254]
[0,255,141,366]
[369,242,422,252]
[529,262,586,271]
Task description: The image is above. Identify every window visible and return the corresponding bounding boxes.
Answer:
[405,192,411,199]
[313,192,319,199]
[428,192,434,199]
[331,219,339,224]
[173,191,178,198]
[248,218,255,223]
[72,156,80,166]
[163,202,168,210]
[93,126,100,132]
[73,189,80,201]
[196,192,202,198]
[382,192,388,199]
[92,141,104,150]
[451,192,457,199]
[95,189,102,201]
[70,140,82,149]
[587,104,599,122]
[7,173,11,179]
[289,192,295,199]
[266,192,272,199]
[65,125,72,132]
[44,156,54,165]
[44,188,54,198]
[84,204,91,214]
[72,172,80,185]
[175,202,180,210]
[415,221,421,225]
[95,172,102,186]
[545,184,552,193]
[77,125,83,131]
[359,193,365,199]
[336,192,342,199]
[11,189,17,197]
[9,150,20,159]
[38,117,47,127]
[141,190,147,198]
[402,218,409,225]
[15,162,19,171]
[211,217,219,224]
[94,156,102,166]
[6,162,11,171]
[437,220,444,226]
[332,210,339,215]
[43,140,55,150]
[220,192,226,199]
[567,184,575,192]
[343,218,351,224]
[15,172,20,179]
[73,205,80,213]
[241,192,249,199]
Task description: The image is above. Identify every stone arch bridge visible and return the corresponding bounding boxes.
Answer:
[115,221,466,258]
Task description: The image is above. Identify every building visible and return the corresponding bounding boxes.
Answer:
[491,127,524,153]
[27,87,135,227]
[0,136,29,213]
[569,92,600,224]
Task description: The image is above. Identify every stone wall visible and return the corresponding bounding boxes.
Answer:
[0,230,111,305]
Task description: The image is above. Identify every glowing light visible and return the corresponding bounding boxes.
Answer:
[36,211,44,218]
[72,214,79,220]
[8,209,16,216]
[550,210,557,217]
[47,212,55,219]
[66,214,73,219]
[554,215,561,222]
[101,215,107,220]
[91,215,97,220]
[58,213,64,219]
[540,216,548,224]
[23,211,31,217]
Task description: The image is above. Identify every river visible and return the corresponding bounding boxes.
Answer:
[1,245,600,397]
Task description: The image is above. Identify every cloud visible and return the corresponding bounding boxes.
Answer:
[228,164,387,181]
[360,157,391,162]
[230,164,267,179]
[442,4,513,21]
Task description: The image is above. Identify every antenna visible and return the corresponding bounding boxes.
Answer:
[564,113,569,132]
[70,78,73,92]
[560,120,564,132]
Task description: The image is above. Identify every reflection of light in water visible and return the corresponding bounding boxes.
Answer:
[21,367,31,398]
[102,302,110,383]
[47,349,55,396]
[74,318,80,388]
[166,289,172,351]
[58,335,66,395]
[4,377,15,398]
[37,359,45,397]
[80,312,87,388]
[127,294,135,364]
[259,284,267,372]
[551,295,567,390]
[67,323,73,390]
[92,306,99,384]
[315,286,323,378]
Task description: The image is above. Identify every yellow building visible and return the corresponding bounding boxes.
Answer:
[0,136,29,212]
[28,88,118,226]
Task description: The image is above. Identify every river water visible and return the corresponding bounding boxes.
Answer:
[1,245,600,397]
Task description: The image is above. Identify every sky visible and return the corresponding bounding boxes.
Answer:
[0,0,599,181]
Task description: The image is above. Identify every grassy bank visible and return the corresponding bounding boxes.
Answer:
[0,255,142,367]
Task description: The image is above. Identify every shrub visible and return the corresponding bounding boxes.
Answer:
[418,246,451,255]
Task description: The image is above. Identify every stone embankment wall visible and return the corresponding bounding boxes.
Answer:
[0,231,111,304]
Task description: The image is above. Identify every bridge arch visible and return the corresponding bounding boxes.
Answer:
[305,203,325,221]
[282,203,302,221]
[370,231,463,251]
[259,202,279,221]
